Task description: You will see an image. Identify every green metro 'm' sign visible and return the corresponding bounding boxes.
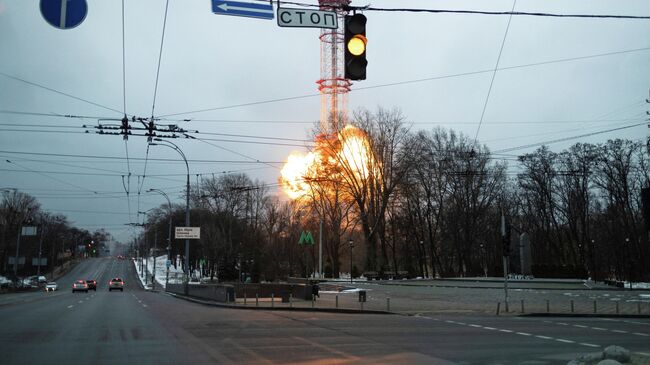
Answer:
[298,231,315,246]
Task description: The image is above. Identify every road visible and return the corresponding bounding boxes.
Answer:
[1,257,649,364]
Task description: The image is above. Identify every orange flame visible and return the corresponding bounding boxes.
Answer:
[280,125,375,199]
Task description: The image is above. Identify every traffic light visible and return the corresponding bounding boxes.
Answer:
[344,14,367,81]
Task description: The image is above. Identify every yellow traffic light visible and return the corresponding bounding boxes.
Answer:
[347,35,367,56]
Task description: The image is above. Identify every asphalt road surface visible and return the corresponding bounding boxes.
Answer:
[1,257,649,364]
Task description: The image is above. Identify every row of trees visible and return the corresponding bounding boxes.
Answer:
[136,108,650,282]
[0,190,109,278]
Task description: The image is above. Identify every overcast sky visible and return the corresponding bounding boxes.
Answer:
[1,0,649,243]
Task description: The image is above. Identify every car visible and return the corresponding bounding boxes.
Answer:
[86,280,97,291]
[37,276,47,284]
[72,280,88,293]
[45,282,58,291]
[108,278,124,292]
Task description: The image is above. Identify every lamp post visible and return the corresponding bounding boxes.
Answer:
[625,237,632,289]
[149,139,190,295]
[148,188,172,288]
[349,239,354,284]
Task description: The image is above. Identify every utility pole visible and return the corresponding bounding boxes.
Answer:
[349,239,354,284]
[319,217,323,278]
[152,229,157,290]
[37,225,45,277]
[502,212,510,313]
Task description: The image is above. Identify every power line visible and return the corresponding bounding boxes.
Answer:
[473,0,516,146]
[0,72,122,114]
[151,0,171,118]
[121,0,127,116]
[264,1,650,19]
[493,121,648,154]
[160,46,650,117]
[0,149,284,163]
[188,135,283,169]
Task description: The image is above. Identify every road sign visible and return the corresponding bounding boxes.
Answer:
[40,0,88,30]
[211,0,274,20]
[277,7,338,29]
[299,231,315,246]
[175,227,201,240]
[21,226,38,236]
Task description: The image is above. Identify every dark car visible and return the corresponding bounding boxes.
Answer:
[108,278,124,292]
[86,280,97,291]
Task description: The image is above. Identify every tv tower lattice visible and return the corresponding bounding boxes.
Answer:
[317,0,351,134]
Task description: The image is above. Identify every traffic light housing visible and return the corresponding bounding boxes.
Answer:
[344,14,367,81]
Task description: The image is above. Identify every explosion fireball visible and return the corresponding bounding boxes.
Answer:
[280,125,376,199]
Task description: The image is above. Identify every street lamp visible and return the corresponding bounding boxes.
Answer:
[148,188,172,288]
[149,139,191,295]
[349,239,354,284]
[625,237,632,289]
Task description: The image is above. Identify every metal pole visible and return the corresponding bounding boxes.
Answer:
[501,213,509,312]
[184,162,190,295]
[319,217,323,278]
[349,240,353,284]
[37,226,44,277]
[152,229,157,290]
[13,227,21,277]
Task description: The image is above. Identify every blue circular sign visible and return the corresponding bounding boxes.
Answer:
[40,0,88,30]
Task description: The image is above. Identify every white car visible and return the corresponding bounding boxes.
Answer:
[45,282,58,291]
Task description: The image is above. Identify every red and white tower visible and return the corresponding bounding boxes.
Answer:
[317,0,351,134]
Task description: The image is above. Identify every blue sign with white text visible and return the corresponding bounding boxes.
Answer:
[40,0,88,30]
[211,0,274,20]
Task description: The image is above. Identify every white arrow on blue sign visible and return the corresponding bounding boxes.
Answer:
[211,0,274,20]
[40,0,88,30]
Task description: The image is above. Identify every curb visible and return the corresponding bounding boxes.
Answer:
[356,281,635,291]
[165,292,394,315]
[519,313,650,318]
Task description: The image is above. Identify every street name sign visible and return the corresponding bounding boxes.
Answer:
[40,0,88,30]
[175,227,201,239]
[277,7,338,29]
[211,0,274,20]
[21,226,38,236]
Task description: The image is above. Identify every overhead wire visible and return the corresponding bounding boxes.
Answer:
[473,0,516,146]
[151,0,171,118]
[0,72,122,114]
[160,46,650,118]
[263,1,650,19]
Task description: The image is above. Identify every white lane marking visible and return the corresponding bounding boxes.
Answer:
[456,322,467,325]
[633,332,650,337]
[612,330,628,334]
[580,343,601,348]
[637,352,650,356]
[67,305,74,309]
[556,339,575,344]
[516,332,532,336]
[603,318,650,326]
[535,335,552,340]
[557,322,569,326]
[78,300,83,304]
[591,327,606,331]
[483,326,497,330]
[574,324,588,328]
[499,329,513,333]
[142,304,147,308]
[469,324,482,328]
